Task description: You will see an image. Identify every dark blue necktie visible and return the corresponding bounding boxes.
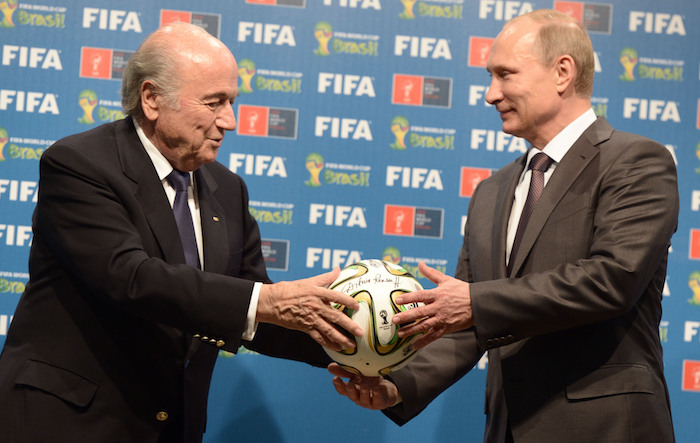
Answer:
[507,152,553,276]
[167,170,201,269]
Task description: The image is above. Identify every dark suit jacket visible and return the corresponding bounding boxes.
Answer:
[0,118,330,443]
[385,118,677,442]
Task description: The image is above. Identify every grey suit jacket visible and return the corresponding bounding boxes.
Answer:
[0,118,330,443]
[385,117,677,443]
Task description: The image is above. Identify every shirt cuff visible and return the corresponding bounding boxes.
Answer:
[242,281,262,341]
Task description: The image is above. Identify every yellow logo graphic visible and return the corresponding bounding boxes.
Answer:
[390,116,410,150]
[0,0,18,28]
[313,22,333,56]
[305,152,324,187]
[0,127,8,161]
[77,89,98,125]
[382,246,401,265]
[619,47,638,82]
[238,59,256,94]
[689,271,700,305]
[399,0,417,20]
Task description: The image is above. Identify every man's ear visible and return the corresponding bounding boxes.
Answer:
[554,55,576,94]
[140,80,159,121]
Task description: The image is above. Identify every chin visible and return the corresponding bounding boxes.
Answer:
[500,124,519,137]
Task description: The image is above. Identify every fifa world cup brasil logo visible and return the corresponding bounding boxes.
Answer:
[390,116,410,150]
[689,271,700,305]
[399,0,418,20]
[78,90,99,124]
[619,47,638,82]
[0,0,18,28]
[0,127,8,161]
[382,247,401,265]
[313,22,333,57]
[238,59,256,94]
[305,153,325,187]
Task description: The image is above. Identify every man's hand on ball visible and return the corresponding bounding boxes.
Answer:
[328,363,401,410]
[392,261,473,349]
[257,268,362,352]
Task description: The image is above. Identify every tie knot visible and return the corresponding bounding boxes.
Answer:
[529,152,553,173]
[167,169,190,192]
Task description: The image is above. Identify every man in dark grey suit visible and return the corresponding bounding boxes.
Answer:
[0,22,362,443]
[330,9,677,442]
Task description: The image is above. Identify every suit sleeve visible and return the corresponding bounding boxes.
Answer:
[383,331,482,425]
[35,141,256,353]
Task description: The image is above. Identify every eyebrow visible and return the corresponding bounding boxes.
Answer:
[203,90,239,101]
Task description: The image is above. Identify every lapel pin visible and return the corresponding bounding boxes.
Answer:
[212,216,220,222]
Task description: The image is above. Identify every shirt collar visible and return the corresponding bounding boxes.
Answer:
[133,117,179,182]
[536,108,597,164]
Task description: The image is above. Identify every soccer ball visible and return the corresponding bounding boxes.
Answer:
[325,259,424,377]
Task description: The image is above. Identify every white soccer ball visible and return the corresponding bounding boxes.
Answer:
[325,259,424,376]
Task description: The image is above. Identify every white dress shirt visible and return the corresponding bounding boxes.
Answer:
[505,108,597,266]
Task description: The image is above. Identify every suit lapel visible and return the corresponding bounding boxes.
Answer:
[195,166,228,274]
[493,158,526,279]
[508,117,612,276]
[116,118,185,265]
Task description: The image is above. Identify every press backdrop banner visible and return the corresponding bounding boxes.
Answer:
[1,0,699,441]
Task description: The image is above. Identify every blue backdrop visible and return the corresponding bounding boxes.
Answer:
[1,0,698,441]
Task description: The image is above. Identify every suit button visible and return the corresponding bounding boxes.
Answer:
[156,411,169,422]
[216,340,225,348]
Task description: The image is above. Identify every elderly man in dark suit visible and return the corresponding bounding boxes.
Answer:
[330,9,677,443]
[0,22,362,443]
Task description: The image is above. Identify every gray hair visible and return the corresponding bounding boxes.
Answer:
[121,28,184,122]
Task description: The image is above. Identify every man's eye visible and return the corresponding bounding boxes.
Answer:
[205,102,220,109]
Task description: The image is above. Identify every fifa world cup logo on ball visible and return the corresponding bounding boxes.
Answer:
[313,22,333,56]
[238,59,256,94]
[305,152,325,187]
[77,90,98,125]
[619,47,638,82]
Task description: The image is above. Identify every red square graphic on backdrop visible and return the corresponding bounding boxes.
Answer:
[682,360,700,392]
[460,167,491,198]
[468,37,494,68]
[80,47,112,79]
[237,105,270,137]
[384,205,415,236]
[690,229,700,260]
[161,10,192,26]
[554,1,584,23]
[392,74,423,106]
